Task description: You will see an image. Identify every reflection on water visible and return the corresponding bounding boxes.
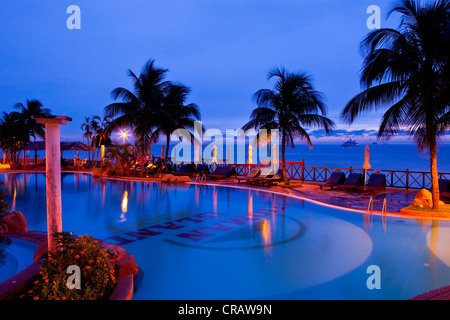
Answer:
[3,172,450,299]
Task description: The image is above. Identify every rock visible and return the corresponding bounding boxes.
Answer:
[169,176,179,182]
[0,211,27,233]
[177,176,191,183]
[161,174,174,182]
[411,189,445,208]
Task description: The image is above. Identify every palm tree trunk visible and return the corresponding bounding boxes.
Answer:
[280,133,288,184]
[165,135,170,173]
[430,142,440,210]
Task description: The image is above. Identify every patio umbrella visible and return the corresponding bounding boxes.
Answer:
[161,145,165,159]
[363,145,371,185]
[272,144,279,171]
[248,144,253,164]
[194,144,199,164]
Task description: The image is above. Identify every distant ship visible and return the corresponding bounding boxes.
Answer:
[341,138,359,148]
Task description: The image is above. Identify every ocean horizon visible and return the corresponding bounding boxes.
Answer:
[7,142,450,173]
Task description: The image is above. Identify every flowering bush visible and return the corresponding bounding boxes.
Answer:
[21,232,116,300]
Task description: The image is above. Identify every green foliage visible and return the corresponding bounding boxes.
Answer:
[21,232,116,300]
[0,181,11,218]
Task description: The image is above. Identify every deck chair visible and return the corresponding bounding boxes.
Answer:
[243,167,274,184]
[236,168,261,184]
[336,173,364,193]
[359,173,387,192]
[258,170,284,186]
[319,171,346,190]
[206,165,237,180]
[173,163,195,176]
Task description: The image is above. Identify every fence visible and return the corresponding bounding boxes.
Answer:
[155,157,449,191]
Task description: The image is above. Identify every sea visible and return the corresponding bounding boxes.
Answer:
[7,142,450,173]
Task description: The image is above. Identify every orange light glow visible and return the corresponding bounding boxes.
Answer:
[121,191,128,213]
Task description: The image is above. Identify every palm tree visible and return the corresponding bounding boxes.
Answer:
[243,66,335,184]
[105,59,170,156]
[341,0,450,209]
[90,115,112,165]
[0,112,30,163]
[13,99,51,140]
[151,83,202,160]
[81,116,94,163]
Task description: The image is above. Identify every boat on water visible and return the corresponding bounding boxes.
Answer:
[341,138,359,148]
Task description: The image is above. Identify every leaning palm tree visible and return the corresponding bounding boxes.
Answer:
[341,0,450,209]
[243,66,335,184]
[151,83,202,161]
[81,116,94,163]
[105,59,170,156]
[13,99,51,140]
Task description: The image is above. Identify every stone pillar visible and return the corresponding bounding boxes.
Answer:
[32,115,72,253]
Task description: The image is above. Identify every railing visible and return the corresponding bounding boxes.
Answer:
[150,157,449,191]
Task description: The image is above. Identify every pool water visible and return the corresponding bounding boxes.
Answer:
[0,237,37,283]
[2,172,450,299]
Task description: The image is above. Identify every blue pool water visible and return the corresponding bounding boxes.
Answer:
[2,172,450,299]
[0,237,37,283]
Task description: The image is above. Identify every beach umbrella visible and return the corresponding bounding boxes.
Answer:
[248,144,253,164]
[272,144,279,171]
[363,145,371,185]
[194,144,199,164]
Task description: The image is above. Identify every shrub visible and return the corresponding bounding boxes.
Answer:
[0,181,11,218]
[22,232,116,300]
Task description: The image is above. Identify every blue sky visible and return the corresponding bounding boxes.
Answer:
[0,0,415,144]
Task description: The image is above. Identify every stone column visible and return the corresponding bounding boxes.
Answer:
[32,115,72,253]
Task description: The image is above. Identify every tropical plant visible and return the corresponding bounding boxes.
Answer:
[104,143,137,176]
[243,66,335,183]
[81,116,94,163]
[340,0,450,209]
[105,59,170,156]
[90,115,113,165]
[0,112,30,163]
[22,232,116,300]
[13,99,51,140]
[0,180,11,218]
[151,83,202,161]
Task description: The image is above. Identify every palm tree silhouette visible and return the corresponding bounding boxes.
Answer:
[105,59,170,155]
[243,66,335,183]
[13,99,51,140]
[151,83,202,160]
[341,0,450,209]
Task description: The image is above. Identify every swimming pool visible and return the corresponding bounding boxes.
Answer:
[0,237,37,284]
[2,172,450,299]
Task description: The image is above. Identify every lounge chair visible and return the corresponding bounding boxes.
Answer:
[244,167,274,185]
[258,170,284,186]
[146,162,162,175]
[439,179,450,199]
[359,173,387,193]
[206,165,237,180]
[336,173,364,193]
[319,171,346,190]
[236,168,261,184]
[172,163,195,176]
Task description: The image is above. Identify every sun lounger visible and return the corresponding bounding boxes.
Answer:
[319,171,346,190]
[172,163,195,176]
[336,173,363,193]
[236,168,261,184]
[257,170,284,186]
[242,167,274,185]
[206,165,237,180]
[359,173,386,192]
[439,179,450,199]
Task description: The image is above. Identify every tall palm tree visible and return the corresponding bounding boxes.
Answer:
[91,115,112,165]
[243,66,335,183]
[151,83,202,160]
[0,112,30,163]
[341,0,450,209]
[13,99,51,140]
[105,59,170,155]
[81,116,94,162]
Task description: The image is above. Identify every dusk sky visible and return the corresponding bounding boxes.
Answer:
[1,0,413,144]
